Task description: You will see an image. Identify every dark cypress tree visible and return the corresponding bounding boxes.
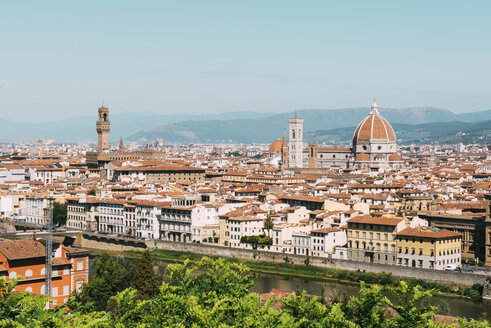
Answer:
[132,250,159,299]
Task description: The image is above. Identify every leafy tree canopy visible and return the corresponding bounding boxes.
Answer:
[1,257,489,328]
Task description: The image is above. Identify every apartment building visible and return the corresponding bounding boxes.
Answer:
[347,215,406,265]
[135,202,160,239]
[396,227,462,270]
[0,239,90,307]
[310,228,347,258]
[226,216,264,248]
[98,200,126,234]
[113,165,205,183]
[292,231,311,255]
[66,197,98,231]
[22,197,51,225]
[159,206,192,242]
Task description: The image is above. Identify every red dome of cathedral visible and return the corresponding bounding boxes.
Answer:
[353,100,396,142]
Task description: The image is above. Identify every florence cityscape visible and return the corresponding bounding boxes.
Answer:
[0,1,491,327]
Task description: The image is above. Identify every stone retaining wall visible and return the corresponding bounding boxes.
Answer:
[147,239,487,287]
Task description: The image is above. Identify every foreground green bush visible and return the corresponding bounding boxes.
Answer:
[0,257,489,327]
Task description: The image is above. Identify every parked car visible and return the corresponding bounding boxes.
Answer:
[444,265,457,271]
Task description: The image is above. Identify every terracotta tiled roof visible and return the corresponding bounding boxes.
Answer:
[268,140,283,153]
[63,246,91,256]
[348,215,404,226]
[311,228,341,234]
[52,257,72,266]
[355,153,370,162]
[397,227,461,239]
[0,239,45,260]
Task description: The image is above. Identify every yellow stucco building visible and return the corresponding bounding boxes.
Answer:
[396,227,461,270]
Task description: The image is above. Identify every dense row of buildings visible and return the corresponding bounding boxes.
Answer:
[1,102,491,307]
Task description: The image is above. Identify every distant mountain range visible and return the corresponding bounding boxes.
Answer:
[0,108,490,145]
[306,120,491,145]
[128,108,491,144]
[0,111,274,143]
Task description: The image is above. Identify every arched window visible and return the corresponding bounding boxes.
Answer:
[9,271,17,279]
[25,270,32,278]
[41,285,47,295]
[25,287,33,293]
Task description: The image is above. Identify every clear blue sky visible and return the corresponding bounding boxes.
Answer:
[1,1,490,121]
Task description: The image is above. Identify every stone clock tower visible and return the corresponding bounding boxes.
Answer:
[96,104,110,154]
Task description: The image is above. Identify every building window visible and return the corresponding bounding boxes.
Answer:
[25,287,33,293]
[24,270,32,278]
[77,259,83,271]
[63,285,69,296]
[76,278,84,292]
[9,271,17,279]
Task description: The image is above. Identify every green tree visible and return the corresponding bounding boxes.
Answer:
[87,189,96,196]
[345,282,388,328]
[69,253,137,312]
[383,281,436,328]
[0,277,70,326]
[1,257,491,328]
[53,201,67,226]
[131,250,159,299]
[263,215,274,237]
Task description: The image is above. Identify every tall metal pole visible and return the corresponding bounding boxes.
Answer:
[44,198,54,304]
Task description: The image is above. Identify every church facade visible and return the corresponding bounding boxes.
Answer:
[278,100,402,171]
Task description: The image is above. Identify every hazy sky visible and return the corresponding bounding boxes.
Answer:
[1,1,490,122]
